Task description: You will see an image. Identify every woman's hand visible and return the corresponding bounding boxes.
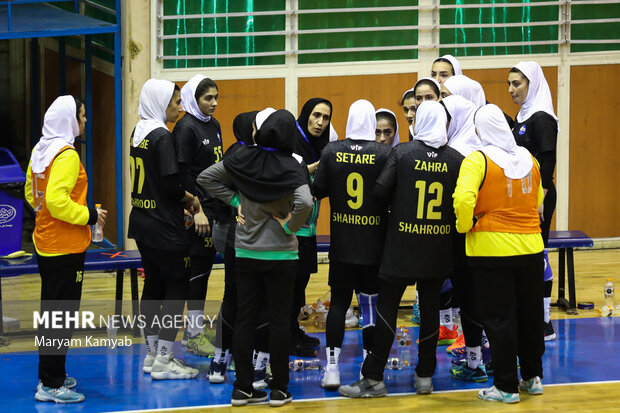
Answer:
[237,204,245,225]
[193,211,210,237]
[273,212,292,229]
[97,208,108,227]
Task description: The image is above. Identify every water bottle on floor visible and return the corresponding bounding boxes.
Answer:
[289,359,321,371]
[398,327,411,368]
[603,278,615,316]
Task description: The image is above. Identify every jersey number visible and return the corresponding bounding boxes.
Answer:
[129,156,145,194]
[414,180,443,220]
[346,172,363,210]
[214,146,223,163]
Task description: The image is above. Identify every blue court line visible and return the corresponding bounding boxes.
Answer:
[1,316,618,412]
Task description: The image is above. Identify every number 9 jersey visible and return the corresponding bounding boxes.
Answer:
[313,139,391,265]
[375,140,464,281]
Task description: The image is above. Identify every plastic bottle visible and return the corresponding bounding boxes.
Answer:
[398,327,411,368]
[91,203,103,242]
[289,359,322,371]
[603,278,615,316]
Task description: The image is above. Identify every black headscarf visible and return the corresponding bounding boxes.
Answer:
[223,109,308,203]
[294,98,333,164]
[224,110,258,159]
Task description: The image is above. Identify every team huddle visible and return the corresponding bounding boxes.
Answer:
[28,54,558,406]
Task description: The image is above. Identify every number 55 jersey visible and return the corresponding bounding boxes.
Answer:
[375,140,464,281]
[313,139,391,265]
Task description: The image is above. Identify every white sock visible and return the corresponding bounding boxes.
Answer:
[362,348,368,362]
[158,340,174,358]
[452,307,461,319]
[440,309,453,330]
[543,297,551,323]
[467,346,482,370]
[255,351,270,371]
[187,310,204,336]
[145,335,158,355]
[481,330,489,348]
[213,347,225,363]
[416,290,419,304]
[252,350,259,369]
[326,347,341,366]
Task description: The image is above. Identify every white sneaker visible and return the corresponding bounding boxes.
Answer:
[519,376,543,395]
[143,354,156,374]
[150,354,199,380]
[321,364,340,389]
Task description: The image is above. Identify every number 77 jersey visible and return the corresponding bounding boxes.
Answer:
[376,140,464,281]
[313,139,391,266]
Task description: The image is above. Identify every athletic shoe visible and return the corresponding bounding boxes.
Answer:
[414,372,433,395]
[208,360,227,384]
[519,376,543,395]
[321,364,340,389]
[63,376,76,389]
[449,361,488,382]
[446,333,466,356]
[35,383,85,403]
[297,328,320,347]
[339,378,387,398]
[478,386,520,403]
[544,321,556,341]
[411,302,421,325]
[269,389,292,407]
[143,354,156,373]
[437,325,458,345]
[231,388,268,406]
[150,354,199,380]
[181,329,189,346]
[186,332,215,357]
[252,366,272,390]
[290,342,317,357]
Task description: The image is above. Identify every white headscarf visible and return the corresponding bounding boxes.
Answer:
[30,96,80,173]
[346,99,376,141]
[256,107,276,130]
[414,77,441,98]
[328,123,339,142]
[376,108,400,147]
[401,86,415,104]
[412,100,447,149]
[475,104,533,179]
[181,74,211,123]
[133,79,176,147]
[512,61,559,129]
[442,95,481,157]
[437,54,463,75]
[443,75,486,108]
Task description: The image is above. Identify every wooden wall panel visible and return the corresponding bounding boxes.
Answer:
[170,78,286,153]
[298,73,418,235]
[569,64,620,237]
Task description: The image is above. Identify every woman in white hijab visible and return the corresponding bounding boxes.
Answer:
[431,54,463,85]
[441,75,486,108]
[375,108,400,147]
[25,95,106,403]
[172,75,224,354]
[453,104,545,404]
[128,79,202,381]
[312,99,392,391]
[442,95,481,157]
[509,61,558,341]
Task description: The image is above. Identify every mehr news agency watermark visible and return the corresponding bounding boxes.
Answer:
[33,310,217,350]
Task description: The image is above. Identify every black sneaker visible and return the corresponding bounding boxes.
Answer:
[290,342,317,357]
[269,389,292,407]
[297,328,320,347]
[544,321,556,341]
[231,388,268,406]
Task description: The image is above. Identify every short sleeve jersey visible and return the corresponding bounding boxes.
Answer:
[512,111,557,158]
[174,113,224,217]
[313,139,391,265]
[128,127,188,251]
[376,140,464,281]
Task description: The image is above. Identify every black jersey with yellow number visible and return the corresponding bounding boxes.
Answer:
[376,140,463,281]
[128,127,188,252]
[313,139,391,265]
[173,113,223,256]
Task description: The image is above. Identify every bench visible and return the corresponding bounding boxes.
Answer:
[548,230,593,315]
[0,250,143,336]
